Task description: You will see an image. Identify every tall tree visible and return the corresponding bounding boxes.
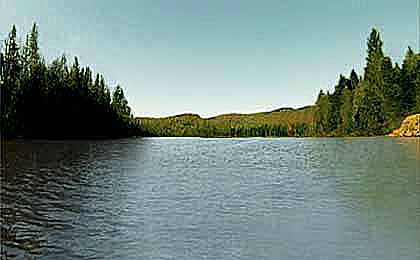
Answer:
[349,69,359,91]
[416,61,420,113]
[339,88,354,135]
[400,47,419,114]
[327,75,348,132]
[352,80,385,135]
[1,24,141,138]
[314,90,330,134]
[364,28,385,87]
[112,85,131,117]
[2,25,21,135]
[20,23,47,136]
[352,80,365,132]
[382,56,397,125]
[358,28,386,134]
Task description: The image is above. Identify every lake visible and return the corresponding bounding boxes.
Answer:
[1,137,420,259]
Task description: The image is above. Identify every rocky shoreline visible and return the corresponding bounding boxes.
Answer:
[389,114,420,137]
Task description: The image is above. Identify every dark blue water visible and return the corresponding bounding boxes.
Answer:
[1,137,420,259]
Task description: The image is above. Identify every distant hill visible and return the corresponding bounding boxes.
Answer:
[137,106,315,137]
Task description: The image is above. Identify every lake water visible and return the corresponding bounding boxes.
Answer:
[1,137,420,260]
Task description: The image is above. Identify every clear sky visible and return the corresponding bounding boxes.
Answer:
[0,0,418,117]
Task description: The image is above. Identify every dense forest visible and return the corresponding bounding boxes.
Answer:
[314,28,420,136]
[138,107,315,137]
[1,25,419,139]
[0,24,142,139]
[140,28,420,137]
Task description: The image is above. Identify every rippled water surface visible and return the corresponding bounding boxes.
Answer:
[1,137,420,259]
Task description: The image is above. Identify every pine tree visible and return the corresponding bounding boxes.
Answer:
[2,25,21,136]
[314,90,330,134]
[339,88,354,135]
[415,60,420,113]
[2,24,142,138]
[357,28,386,134]
[382,56,397,125]
[364,28,384,87]
[349,69,359,91]
[326,75,348,133]
[400,47,418,114]
[352,80,365,133]
[112,85,131,117]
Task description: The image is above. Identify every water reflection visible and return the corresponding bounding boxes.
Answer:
[288,137,420,259]
[0,139,144,259]
[1,137,419,260]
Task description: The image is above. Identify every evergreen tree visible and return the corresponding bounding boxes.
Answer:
[364,28,384,87]
[339,88,354,135]
[381,57,404,129]
[0,24,141,138]
[327,75,348,133]
[352,80,365,132]
[416,61,420,113]
[400,47,418,114]
[112,85,131,117]
[357,28,386,135]
[349,69,359,91]
[357,84,386,135]
[2,25,20,135]
[314,90,330,134]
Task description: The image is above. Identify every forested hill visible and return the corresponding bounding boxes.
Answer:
[137,107,315,137]
[314,28,420,136]
[139,28,420,138]
[0,24,142,139]
[2,25,419,139]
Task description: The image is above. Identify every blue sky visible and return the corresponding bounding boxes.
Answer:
[0,0,418,117]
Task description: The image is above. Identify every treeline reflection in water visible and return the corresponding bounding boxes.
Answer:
[0,137,419,260]
[0,139,142,259]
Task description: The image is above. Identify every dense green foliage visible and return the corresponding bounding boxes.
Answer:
[140,28,420,138]
[2,25,416,139]
[314,28,420,136]
[138,107,316,137]
[0,24,141,138]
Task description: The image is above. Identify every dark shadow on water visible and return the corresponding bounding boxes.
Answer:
[1,137,419,259]
[0,138,145,259]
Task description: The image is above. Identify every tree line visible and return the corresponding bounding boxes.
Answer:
[141,28,420,138]
[2,25,417,139]
[0,23,142,139]
[314,28,420,136]
[142,120,313,138]
[138,108,316,138]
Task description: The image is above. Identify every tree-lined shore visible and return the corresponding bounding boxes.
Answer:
[140,28,420,137]
[314,29,420,136]
[1,25,419,139]
[0,24,142,139]
[137,107,315,137]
